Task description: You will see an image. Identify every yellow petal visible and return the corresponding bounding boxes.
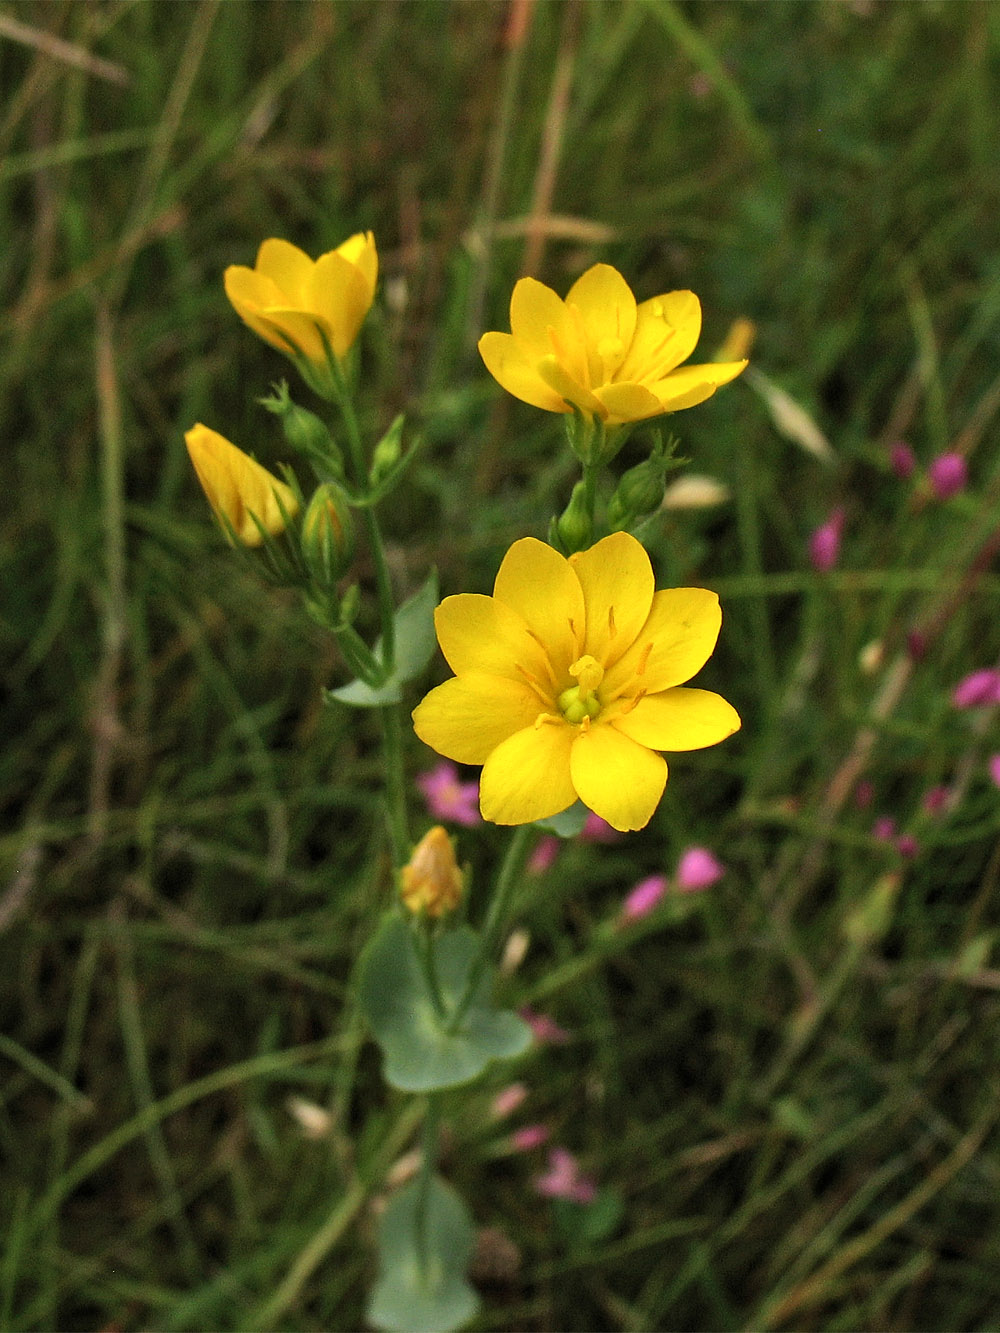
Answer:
[536,355,606,418]
[185,423,298,545]
[334,230,378,299]
[650,360,748,412]
[565,264,637,381]
[309,251,372,356]
[568,532,654,669]
[493,537,585,681]
[224,266,293,351]
[603,587,722,698]
[611,687,741,751]
[569,724,666,831]
[592,381,665,425]
[508,276,577,359]
[250,308,335,364]
[412,674,541,765]
[478,332,569,412]
[434,592,554,690]
[254,238,314,304]
[479,719,577,825]
[618,290,702,383]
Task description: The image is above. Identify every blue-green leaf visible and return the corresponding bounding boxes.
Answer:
[367,1176,479,1333]
[327,569,439,707]
[358,915,531,1093]
[535,801,588,838]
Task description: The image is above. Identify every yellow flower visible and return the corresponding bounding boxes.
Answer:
[412,532,740,833]
[224,233,378,365]
[478,265,747,426]
[185,423,298,546]
[400,826,464,917]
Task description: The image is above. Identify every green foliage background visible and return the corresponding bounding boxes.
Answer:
[3,1,1000,1328]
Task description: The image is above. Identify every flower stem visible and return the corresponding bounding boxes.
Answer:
[378,703,410,868]
[415,1094,442,1282]
[449,824,536,1031]
[327,354,397,677]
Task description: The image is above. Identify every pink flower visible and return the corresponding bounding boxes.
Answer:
[533,1148,597,1204]
[952,669,1000,709]
[872,816,896,842]
[928,453,967,500]
[808,507,845,573]
[889,440,916,479]
[989,755,1000,788]
[676,846,726,892]
[415,761,481,826]
[527,835,560,875]
[906,630,927,662]
[621,874,668,922]
[922,786,951,816]
[854,780,875,810]
[896,834,919,859]
[519,1007,571,1046]
[511,1124,550,1152]
[580,813,621,843]
[491,1083,528,1119]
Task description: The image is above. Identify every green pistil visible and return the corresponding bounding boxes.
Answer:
[558,685,602,724]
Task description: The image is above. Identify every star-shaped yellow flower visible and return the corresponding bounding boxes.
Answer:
[185,423,298,545]
[224,233,377,365]
[478,264,747,426]
[412,532,740,832]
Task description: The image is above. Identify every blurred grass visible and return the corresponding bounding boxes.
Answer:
[3,0,1000,1328]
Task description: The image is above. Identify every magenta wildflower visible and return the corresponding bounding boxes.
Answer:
[533,1148,597,1204]
[580,812,621,843]
[906,630,927,661]
[808,507,845,573]
[511,1125,550,1152]
[491,1083,528,1120]
[854,780,875,810]
[922,785,951,816]
[527,835,560,875]
[928,452,967,500]
[889,440,916,479]
[989,755,1000,788]
[519,1007,571,1046]
[896,834,919,859]
[952,669,1000,709]
[415,761,481,826]
[873,816,896,842]
[621,874,669,922]
[676,846,726,892]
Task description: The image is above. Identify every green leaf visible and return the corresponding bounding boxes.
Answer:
[358,916,531,1093]
[367,1176,479,1333]
[327,569,439,707]
[535,801,588,838]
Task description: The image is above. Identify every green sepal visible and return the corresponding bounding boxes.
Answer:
[367,1176,479,1333]
[326,569,439,706]
[358,915,531,1093]
[535,801,588,838]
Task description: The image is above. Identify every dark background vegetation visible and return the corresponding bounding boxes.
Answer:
[3,1,1000,1328]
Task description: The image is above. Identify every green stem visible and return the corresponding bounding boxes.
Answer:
[327,354,397,676]
[415,1094,442,1281]
[449,824,535,1031]
[378,704,410,868]
[583,458,600,539]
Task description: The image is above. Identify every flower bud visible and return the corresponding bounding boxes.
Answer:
[400,826,464,918]
[928,452,967,500]
[608,453,670,529]
[259,382,343,475]
[301,483,355,587]
[185,423,299,546]
[553,480,592,554]
[369,414,405,487]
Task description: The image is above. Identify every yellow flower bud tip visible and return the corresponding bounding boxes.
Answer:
[184,423,299,546]
[478,264,748,426]
[400,826,464,918]
[223,232,378,366]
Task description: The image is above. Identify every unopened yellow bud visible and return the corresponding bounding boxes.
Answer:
[185,423,298,546]
[714,317,756,364]
[301,483,355,586]
[400,826,463,918]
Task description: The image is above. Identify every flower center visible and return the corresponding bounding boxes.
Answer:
[557,655,605,724]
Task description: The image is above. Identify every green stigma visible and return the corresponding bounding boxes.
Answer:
[558,655,604,724]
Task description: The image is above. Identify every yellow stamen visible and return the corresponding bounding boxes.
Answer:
[608,605,617,637]
[635,642,653,677]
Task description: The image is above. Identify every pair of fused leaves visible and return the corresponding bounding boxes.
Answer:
[327,569,439,707]
[358,916,531,1093]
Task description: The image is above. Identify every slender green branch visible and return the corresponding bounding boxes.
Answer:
[415,1094,442,1282]
[449,824,536,1031]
